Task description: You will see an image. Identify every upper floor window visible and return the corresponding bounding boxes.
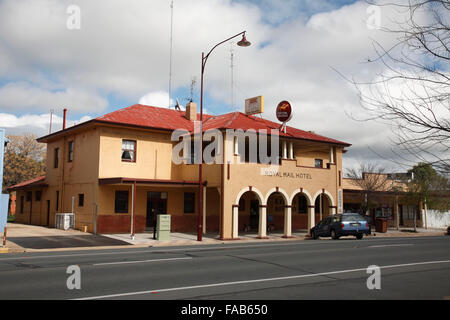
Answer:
[315,159,323,168]
[68,141,74,162]
[35,191,42,202]
[122,140,136,162]
[54,148,59,168]
[26,191,32,202]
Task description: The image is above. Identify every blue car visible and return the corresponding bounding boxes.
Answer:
[310,213,370,240]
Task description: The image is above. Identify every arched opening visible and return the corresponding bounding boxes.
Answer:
[266,192,287,232]
[314,193,332,222]
[291,193,310,231]
[237,191,261,236]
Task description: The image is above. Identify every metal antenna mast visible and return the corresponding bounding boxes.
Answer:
[230,42,235,111]
[168,0,174,108]
[49,109,54,134]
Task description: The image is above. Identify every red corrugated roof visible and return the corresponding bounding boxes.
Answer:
[201,112,350,145]
[96,104,350,146]
[8,176,46,191]
[96,104,213,132]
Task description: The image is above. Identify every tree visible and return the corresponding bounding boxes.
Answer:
[406,162,449,231]
[352,0,449,174]
[346,163,392,215]
[3,134,46,193]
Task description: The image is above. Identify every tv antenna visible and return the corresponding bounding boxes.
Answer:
[187,77,197,102]
[230,41,235,111]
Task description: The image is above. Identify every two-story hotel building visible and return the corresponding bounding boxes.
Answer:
[9,103,351,240]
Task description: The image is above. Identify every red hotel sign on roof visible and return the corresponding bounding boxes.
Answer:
[276,100,292,122]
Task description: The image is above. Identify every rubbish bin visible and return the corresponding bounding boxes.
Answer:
[375,218,387,233]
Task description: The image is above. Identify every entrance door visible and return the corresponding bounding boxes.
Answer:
[146,193,167,230]
[249,200,259,230]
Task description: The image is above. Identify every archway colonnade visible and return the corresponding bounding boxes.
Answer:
[232,186,337,239]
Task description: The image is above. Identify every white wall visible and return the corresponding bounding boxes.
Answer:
[425,210,450,228]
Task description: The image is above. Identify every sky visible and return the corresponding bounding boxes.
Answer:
[0,0,437,172]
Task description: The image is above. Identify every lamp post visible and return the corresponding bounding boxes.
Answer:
[197,31,251,241]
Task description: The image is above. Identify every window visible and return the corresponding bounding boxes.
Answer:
[314,159,323,168]
[26,191,32,202]
[298,195,307,214]
[56,191,59,211]
[115,191,129,213]
[68,141,74,162]
[54,148,59,168]
[35,191,41,202]
[78,194,84,207]
[20,196,24,214]
[122,140,136,162]
[184,192,195,213]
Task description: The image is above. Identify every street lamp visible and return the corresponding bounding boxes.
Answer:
[197,31,251,241]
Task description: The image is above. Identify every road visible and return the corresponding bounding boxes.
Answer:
[0,236,449,300]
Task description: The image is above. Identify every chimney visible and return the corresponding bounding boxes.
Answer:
[63,108,67,130]
[185,101,197,121]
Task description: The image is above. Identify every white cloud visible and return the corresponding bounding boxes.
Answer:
[0,112,92,136]
[0,82,108,113]
[139,91,174,108]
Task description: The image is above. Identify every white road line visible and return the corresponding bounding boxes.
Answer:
[93,257,192,266]
[369,244,413,248]
[74,259,450,300]
[0,235,445,261]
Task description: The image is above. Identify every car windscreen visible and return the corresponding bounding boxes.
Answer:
[342,215,365,221]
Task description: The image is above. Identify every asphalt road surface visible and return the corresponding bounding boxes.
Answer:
[0,236,449,300]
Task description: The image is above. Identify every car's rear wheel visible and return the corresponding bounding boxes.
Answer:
[331,229,339,240]
[356,234,363,240]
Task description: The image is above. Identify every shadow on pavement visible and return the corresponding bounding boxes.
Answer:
[8,235,131,249]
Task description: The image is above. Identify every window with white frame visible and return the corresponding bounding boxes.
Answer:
[121,140,136,162]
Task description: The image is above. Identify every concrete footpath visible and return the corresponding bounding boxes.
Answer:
[1,222,447,254]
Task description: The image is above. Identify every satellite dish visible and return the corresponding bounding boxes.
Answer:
[175,98,182,111]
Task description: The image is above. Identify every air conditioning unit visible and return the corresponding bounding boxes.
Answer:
[55,213,74,230]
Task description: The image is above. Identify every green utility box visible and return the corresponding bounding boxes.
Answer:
[156,214,171,241]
